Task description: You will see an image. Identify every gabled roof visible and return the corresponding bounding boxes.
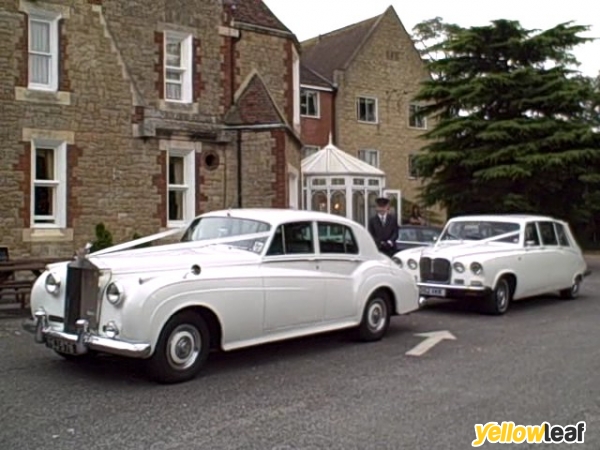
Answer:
[300,9,386,84]
[224,71,286,126]
[229,0,292,34]
[300,64,335,89]
[302,138,386,177]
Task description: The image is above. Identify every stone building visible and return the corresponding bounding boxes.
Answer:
[0,0,302,257]
[299,5,443,223]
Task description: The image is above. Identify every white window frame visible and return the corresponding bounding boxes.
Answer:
[302,145,320,159]
[164,32,193,104]
[167,148,196,228]
[300,89,320,118]
[28,11,60,92]
[409,103,427,129]
[292,46,301,130]
[30,140,67,229]
[356,96,378,123]
[358,149,380,168]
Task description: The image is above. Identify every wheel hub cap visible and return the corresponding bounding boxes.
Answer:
[367,300,386,332]
[167,325,201,371]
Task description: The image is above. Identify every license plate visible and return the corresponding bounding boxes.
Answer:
[46,336,78,355]
[420,287,446,297]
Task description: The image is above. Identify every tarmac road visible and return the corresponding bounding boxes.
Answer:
[1,258,599,449]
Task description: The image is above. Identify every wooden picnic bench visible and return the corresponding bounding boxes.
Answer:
[0,247,68,309]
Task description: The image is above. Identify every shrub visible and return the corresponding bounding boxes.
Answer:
[90,223,113,252]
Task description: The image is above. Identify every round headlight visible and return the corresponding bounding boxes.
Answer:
[408,259,418,270]
[453,262,465,273]
[45,272,61,295]
[392,257,403,268]
[106,281,125,305]
[470,262,484,275]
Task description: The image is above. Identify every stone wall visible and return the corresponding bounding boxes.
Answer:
[335,9,445,221]
[0,0,301,258]
[0,0,164,258]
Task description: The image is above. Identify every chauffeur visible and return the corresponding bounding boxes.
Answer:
[368,197,399,257]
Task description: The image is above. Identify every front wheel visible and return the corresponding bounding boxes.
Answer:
[146,311,210,384]
[482,277,512,315]
[357,291,391,341]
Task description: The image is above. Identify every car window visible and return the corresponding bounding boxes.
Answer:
[181,216,270,242]
[317,222,359,254]
[554,222,571,247]
[524,223,540,246]
[266,221,314,255]
[537,221,558,246]
[398,228,419,242]
[419,228,440,242]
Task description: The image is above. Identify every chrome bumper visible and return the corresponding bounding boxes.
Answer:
[22,309,152,359]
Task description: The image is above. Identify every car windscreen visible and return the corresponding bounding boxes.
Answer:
[181,216,271,242]
[439,221,520,241]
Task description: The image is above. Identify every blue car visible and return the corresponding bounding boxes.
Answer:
[395,225,442,252]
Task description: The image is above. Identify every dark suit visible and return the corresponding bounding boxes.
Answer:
[368,213,399,257]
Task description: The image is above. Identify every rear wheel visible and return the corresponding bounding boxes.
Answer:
[559,277,581,300]
[146,311,210,384]
[482,277,512,315]
[357,291,391,341]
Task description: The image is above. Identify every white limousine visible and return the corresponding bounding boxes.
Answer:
[393,214,590,315]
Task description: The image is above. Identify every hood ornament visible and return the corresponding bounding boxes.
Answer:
[75,242,93,260]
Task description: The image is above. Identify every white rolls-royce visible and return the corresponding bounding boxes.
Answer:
[23,209,419,384]
[393,215,590,315]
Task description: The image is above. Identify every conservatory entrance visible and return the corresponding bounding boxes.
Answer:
[301,140,401,227]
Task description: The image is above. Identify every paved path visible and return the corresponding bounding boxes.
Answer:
[1,266,599,449]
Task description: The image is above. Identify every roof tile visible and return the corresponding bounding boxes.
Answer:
[300,15,380,83]
[224,73,284,126]
[229,0,291,33]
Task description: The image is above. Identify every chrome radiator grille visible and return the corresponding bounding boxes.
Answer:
[419,257,451,283]
[64,258,101,333]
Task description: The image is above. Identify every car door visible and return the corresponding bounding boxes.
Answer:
[261,221,326,332]
[518,222,549,297]
[316,221,362,321]
[536,220,563,291]
[553,221,580,288]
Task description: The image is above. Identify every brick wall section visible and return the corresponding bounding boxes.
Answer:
[334,9,444,220]
[283,40,293,125]
[15,13,27,87]
[301,90,335,146]
[220,36,233,113]
[235,32,287,119]
[193,38,204,101]
[153,151,167,228]
[195,151,208,214]
[13,143,31,228]
[58,20,71,92]
[154,31,164,100]
[131,106,144,124]
[198,142,229,212]
[271,129,287,207]
[66,145,82,228]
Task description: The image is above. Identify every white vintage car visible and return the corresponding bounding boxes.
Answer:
[393,214,590,315]
[23,209,419,383]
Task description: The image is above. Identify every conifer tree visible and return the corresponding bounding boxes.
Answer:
[411,19,600,225]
